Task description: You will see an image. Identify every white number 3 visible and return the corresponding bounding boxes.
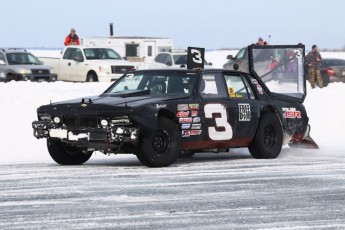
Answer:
[204,104,233,141]
[191,49,202,64]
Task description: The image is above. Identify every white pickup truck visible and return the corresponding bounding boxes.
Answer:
[40,46,135,82]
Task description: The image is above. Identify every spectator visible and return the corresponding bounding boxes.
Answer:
[256,37,264,46]
[64,28,80,46]
[306,45,323,88]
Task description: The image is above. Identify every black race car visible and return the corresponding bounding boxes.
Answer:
[32,45,318,167]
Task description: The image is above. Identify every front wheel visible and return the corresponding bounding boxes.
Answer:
[86,72,97,82]
[47,138,93,165]
[136,117,180,167]
[249,112,283,159]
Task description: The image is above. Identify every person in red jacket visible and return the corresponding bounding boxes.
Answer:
[64,28,80,46]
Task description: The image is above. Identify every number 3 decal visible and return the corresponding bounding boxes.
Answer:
[204,104,233,141]
[191,49,202,64]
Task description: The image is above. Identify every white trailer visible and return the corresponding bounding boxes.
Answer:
[82,36,174,69]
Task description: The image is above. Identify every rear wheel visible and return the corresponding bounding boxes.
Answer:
[47,138,93,165]
[86,72,97,82]
[249,112,283,159]
[6,74,15,82]
[136,117,180,167]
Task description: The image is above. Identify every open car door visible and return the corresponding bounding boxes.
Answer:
[247,44,306,103]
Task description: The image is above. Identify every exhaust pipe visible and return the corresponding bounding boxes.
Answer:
[109,23,114,37]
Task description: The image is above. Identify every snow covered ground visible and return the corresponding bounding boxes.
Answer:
[0,50,344,229]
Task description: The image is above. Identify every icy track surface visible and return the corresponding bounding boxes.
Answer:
[1,50,345,228]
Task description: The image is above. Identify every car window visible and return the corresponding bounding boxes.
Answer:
[165,54,173,65]
[235,48,246,60]
[173,54,187,65]
[84,48,122,60]
[0,53,5,63]
[224,74,254,99]
[106,71,197,96]
[155,54,165,64]
[63,48,76,60]
[199,73,228,99]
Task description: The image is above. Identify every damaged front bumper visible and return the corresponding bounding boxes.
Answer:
[32,121,139,146]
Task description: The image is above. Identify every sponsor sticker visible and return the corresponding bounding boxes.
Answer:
[257,85,263,94]
[228,87,236,98]
[191,110,198,117]
[238,103,251,121]
[189,104,199,110]
[182,130,190,137]
[193,117,201,123]
[181,124,191,129]
[177,104,188,111]
[156,104,167,109]
[191,124,201,129]
[282,107,301,119]
[177,111,189,117]
[179,117,193,123]
[190,130,202,135]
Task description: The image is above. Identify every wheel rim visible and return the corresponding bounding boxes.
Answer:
[152,130,170,153]
[263,125,276,148]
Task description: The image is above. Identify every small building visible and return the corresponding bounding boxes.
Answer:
[82,36,174,69]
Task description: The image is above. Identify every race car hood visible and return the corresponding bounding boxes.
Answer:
[39,90,188,111]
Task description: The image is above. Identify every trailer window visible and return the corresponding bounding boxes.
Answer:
[126,44,139,57]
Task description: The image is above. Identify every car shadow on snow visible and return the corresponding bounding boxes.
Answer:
[79,149,254,168]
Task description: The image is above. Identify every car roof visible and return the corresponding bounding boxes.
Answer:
[133,68,248,75]
[0,48,29,54]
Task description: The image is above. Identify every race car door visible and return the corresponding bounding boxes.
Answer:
[197,72,258,149]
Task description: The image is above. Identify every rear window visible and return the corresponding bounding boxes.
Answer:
[322,59,345,67]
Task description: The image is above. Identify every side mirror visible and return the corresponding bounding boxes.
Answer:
[74,56,84,62]
[0,60,5,65]
[123,57,127,60]
[227,55,234,60]
[166,61,172,66]
[233,63,239,71]
[208,62,213,66]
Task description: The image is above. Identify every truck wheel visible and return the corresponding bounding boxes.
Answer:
[248,112,283,159]
[86,73,97,82]
[47,138,93,165]
[136,117,180,167]
[6,74,15,82]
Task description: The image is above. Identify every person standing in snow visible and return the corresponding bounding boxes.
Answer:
[64,28,80,46]
[306,45,323,88]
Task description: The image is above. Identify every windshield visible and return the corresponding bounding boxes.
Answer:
[84,48,122,60]
[250,46,305,100]
[173,54,187,65]
[105,71,197,96]
[6,53,42,65]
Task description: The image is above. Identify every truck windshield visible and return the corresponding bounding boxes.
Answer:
[84,48,122,60]
[6,53,42,65]
[104,71,197,96]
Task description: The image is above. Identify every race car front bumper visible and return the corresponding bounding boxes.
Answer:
[32,121,139,145]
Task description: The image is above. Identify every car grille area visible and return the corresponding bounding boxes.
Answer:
[111,65,134,74]
[62,116,100,129]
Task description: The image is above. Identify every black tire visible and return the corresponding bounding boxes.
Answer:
[136,117,180,167]
[47,138,93,165]
[249,112,283,159]
[6,74,15,82]
[86,72,97,82]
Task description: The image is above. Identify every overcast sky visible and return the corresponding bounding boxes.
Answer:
[1,0,344,50]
